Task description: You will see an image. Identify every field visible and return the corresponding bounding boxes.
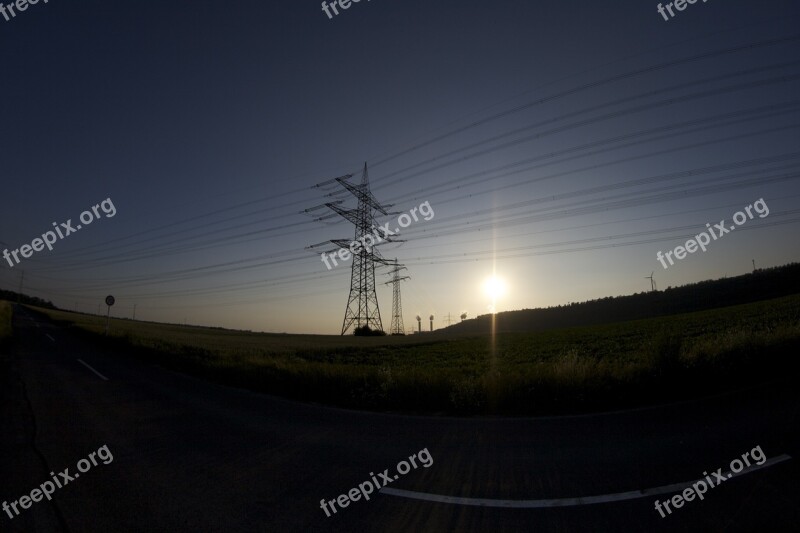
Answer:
[29,294,800,415]
[0,301,12,344]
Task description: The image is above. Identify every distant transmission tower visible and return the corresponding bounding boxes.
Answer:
[384,259,409,335]
[308,163,398,335]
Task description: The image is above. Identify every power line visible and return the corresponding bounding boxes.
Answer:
[369,35,800,172]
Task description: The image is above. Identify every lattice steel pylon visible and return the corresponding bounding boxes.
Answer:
[384,259,409,335]
[307,162,397,335]
[338,164,392,334]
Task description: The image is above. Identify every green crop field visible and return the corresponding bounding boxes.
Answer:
[30,294,800,415]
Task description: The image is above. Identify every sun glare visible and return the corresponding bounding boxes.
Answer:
[482,275,507,300]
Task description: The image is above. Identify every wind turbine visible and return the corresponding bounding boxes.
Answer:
[645,271,657,292]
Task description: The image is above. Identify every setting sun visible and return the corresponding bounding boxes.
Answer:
[482,275,508,300]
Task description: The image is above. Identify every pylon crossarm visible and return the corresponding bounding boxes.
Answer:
[301,203,336,214]
[326,202,361,225]
[306,241,341,251]
[312,173,354,189]
[334,177,390,216]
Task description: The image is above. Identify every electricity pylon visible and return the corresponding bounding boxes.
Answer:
[307,163,397,335]
[384,259,409,335]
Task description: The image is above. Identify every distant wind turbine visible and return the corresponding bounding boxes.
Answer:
[645,271,657,292]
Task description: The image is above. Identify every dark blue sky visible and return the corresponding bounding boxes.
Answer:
[1,0,798,333]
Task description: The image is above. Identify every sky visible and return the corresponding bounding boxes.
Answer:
[1,0,799,334]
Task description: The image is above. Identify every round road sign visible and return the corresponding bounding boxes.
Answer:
[105,295,115,306]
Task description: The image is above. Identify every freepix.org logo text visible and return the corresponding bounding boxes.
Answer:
[656,198,768,270]
[0,0,51,24]
[3,198,117,268]
[320,201,433,270]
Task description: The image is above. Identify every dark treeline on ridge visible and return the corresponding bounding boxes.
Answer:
[0,289,55,309]
[448,263,800,334]
[5,265,800,336]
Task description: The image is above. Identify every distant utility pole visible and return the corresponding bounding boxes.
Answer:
[752,259,756,273]
[444,313,454,326]
[384,260,409,335]
[133,304,137,320]
[17,270,24,303]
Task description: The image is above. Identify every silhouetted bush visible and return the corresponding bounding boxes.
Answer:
[353,325,387,336]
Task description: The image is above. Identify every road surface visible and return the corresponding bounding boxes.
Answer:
[2,304,798,532]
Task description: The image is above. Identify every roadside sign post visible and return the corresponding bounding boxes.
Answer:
[105,295,115,336]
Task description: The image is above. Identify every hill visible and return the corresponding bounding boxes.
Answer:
[448,263,800,334]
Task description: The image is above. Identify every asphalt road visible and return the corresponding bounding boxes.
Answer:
[2,304,798,532]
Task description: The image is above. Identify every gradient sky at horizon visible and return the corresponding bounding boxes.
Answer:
[1,0,799,334]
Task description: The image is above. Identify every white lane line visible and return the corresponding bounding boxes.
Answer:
[77,359,109,381]
[45,334,55,342]
[380,454,792,508]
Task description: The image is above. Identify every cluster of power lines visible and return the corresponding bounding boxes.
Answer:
[5,31,800,328]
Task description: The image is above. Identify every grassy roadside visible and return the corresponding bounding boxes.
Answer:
[29,294,800,415]
[0,301,12,345]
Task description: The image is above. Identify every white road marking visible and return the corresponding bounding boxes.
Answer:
[380,454,792,508]
[45,334,55,342]
[77,359,109,381]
